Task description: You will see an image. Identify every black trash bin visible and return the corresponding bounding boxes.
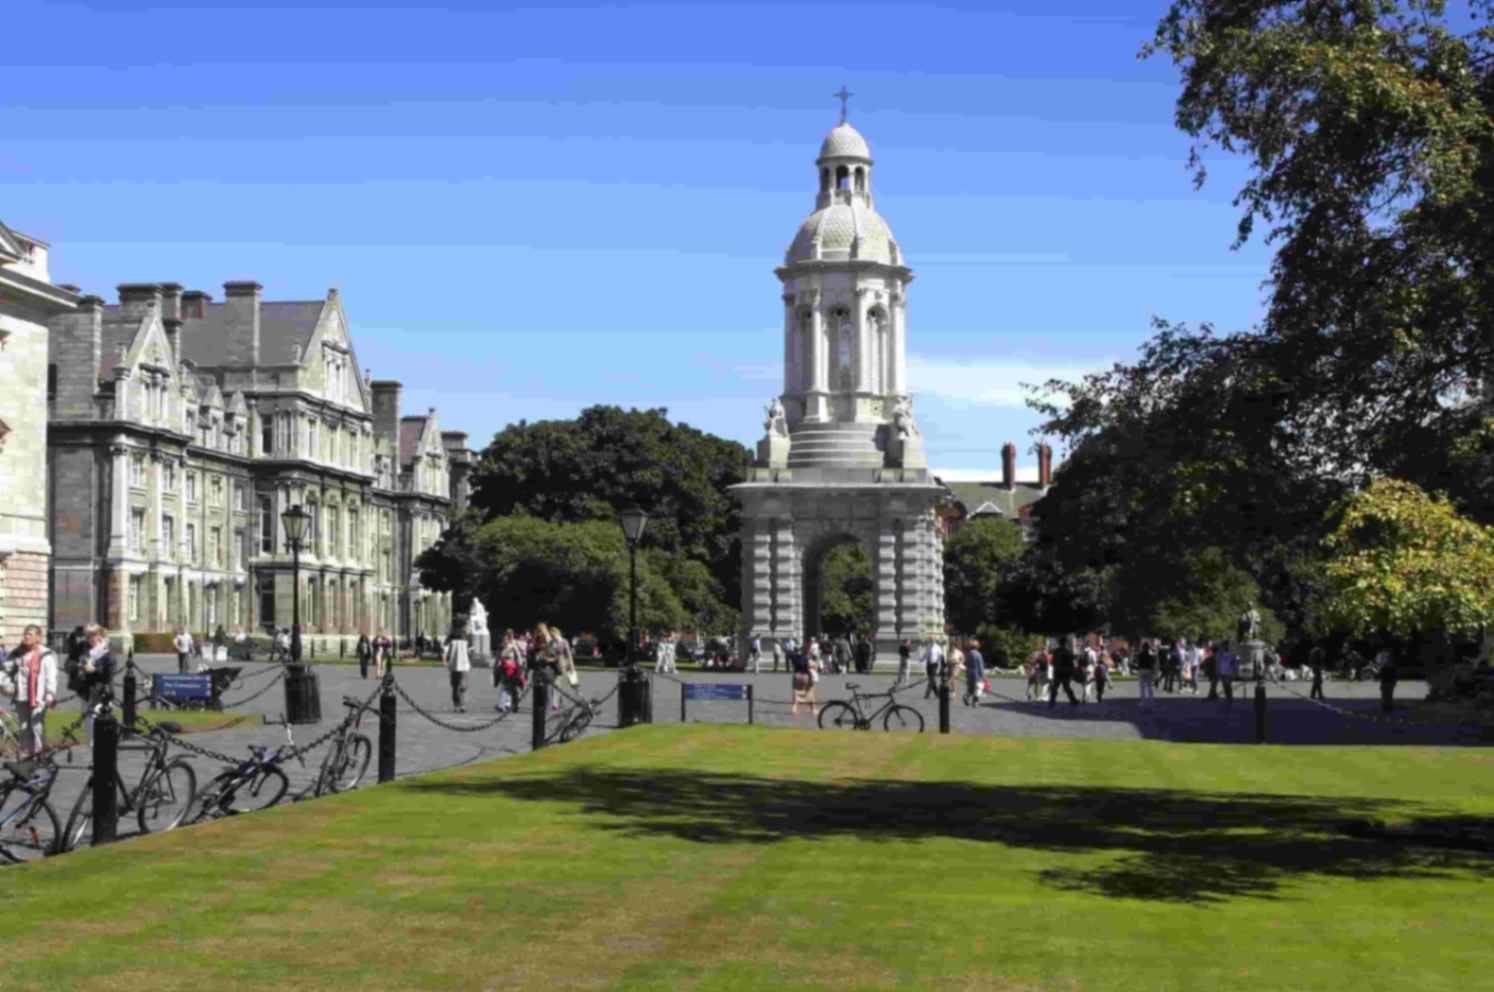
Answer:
[617,666,652,728]
[284,665,323,724]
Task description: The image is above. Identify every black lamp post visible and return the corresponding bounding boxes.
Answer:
[618,504,649,665]
[281,505,310,664]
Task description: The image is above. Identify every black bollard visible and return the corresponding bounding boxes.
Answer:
[1254,680,1267,743]
[378,674,396,783]
[532,669,549,751]
[340,639,346,659]
[91,709,120,846]
[122,662,137,731]
[939,680,951,734]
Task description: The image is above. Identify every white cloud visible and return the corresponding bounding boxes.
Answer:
[907,354,1110,408]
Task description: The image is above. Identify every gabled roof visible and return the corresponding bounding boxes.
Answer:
[176,300,324,367]
[940,480,1046,521]
[99,312,149,379]
[0,221,23,264]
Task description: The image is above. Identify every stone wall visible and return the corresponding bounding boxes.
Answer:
[0,551,49,644]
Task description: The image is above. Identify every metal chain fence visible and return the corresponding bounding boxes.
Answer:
[390,676,531,733]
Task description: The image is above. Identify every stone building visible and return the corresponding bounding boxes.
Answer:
[934,441,1053,540]
[47,280,473,652]
[0,222,77,644]
[733,117,946,658]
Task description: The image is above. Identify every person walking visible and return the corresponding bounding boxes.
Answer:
[1079,642,1096,703]
[356,632,373,680]
[173,625,194,675]
[445,626,471,712]
[654,632,670,675]
[496,630,524,712]
[552,625,579,694]
[1048,636,1080,708]
[771,637,785,673]
[1135,639,1158,708]
[895,639,912,688]
[1183,639,1200,695]
[77,624,117,743]
[854,634,873,675]
[921,635,945,700]
[790,641,816,718]
[1093,650,1110,702]
[1308,643,1327,700]
[1025,648,1048,702]
[375,630,395,678]
[748,635,762,674]
[1,625,58,756]
[963,639,986,706]
[1215,639,1238,707]
[1378,647,1399,713]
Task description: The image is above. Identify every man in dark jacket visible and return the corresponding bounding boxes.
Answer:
[78,624,117,741]
[1048,636,1080,708]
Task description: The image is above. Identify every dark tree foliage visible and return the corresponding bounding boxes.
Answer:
[943,518,1027,636]
[469,406,751,619]
[817,542,874,637]
[1025,2,1494,636]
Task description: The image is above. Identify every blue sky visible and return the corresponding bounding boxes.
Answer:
[4,0,1273,470]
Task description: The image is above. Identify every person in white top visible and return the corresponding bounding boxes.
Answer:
[445,626,472,712]
[749,635,762,674]
[173,626,194,675]
[921,635,945,699]
[1082,644,1098,702]
[1,625,58,756]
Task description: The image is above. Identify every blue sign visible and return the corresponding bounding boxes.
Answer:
[684,683,749,702]
[154,674,213,700]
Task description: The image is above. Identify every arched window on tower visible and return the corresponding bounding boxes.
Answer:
[799,312,815,391]
[854,167,866,193]
[819,168,830,194]
[835,165,850,190]
[867,310,886,394]
[835,309,854,391]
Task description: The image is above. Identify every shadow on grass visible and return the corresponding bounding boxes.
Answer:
[409,769,1494,904]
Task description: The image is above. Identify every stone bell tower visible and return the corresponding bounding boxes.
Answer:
[733,109,945,662]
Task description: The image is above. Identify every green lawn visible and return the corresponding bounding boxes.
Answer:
[31,707,251,746]
[8,726,1493,991]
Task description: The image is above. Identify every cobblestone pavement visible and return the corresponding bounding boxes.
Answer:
[8,657,1482,862]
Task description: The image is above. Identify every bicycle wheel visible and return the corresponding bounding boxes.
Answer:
[882,704,925,733]
[61,782,96,853]
[232,766,289,813]
[559,709,592,743]
[817,701,861,730]
[0,793,59,862]
[324,735,372,794]
[136,760,197,835]
[190,771,238,823]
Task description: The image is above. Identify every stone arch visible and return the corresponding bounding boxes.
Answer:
[801,529,876,640]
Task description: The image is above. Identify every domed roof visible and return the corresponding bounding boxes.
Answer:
[787,198,899,265]
[818,122,871,161]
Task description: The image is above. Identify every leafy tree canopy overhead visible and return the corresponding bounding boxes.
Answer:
[943,518,1027,636]
[816,542,874,638]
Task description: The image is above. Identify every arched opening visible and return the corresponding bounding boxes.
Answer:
[835,165,850,190]
[819,168,830,193]
[854,166,866,192]
[804,535,874,641]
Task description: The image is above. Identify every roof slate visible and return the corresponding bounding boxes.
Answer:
[174,300,324,368]
[940,480,1046,520]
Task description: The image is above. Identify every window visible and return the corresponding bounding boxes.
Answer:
[186,523,197,562]
[348,510,360,561]
[211,477,223,506]
[233,527,245,570]
[234,482,246,511]
[165,578,177,624]
[259,580,275,627]
[129,507,145,551]
[162,515,175,557]
[259,496,274,553]
[164,460,177,491]
[186,473,198,503]
[308,503,320,554]
[261,419,273,457]
[328,507,340,557]
[210,526,222,567]
[307,419,318,460]
[129,453,145,488]
[128,575,141,623]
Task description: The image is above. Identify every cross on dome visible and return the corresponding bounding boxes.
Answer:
[834,85,853,123]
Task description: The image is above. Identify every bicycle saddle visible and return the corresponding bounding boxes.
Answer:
[845,682,861,691]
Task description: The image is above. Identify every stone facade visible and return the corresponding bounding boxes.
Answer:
[734,120,945,662]
[0,222,77,644]
[47,280,474,653]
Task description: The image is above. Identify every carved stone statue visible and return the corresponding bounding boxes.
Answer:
[469,597,489,635]
[468,596,492,663]
[892,395,920,439]
[1238,606,1260,643]
[763,397,789,438]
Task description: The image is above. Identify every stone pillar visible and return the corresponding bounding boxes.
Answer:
[107,443,129,557]
[895,516,922,636]
[853,289,868,393]
[875,522,900,646]
[890,295,907,396]
[782,294,797,396]
[771,517,799,636]
[747,520,773,636]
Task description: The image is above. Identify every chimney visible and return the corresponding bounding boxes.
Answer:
[158,282,183,322]
[1001,442,1017,490]
[370,380,402,446]
[442,430,474,512]
[222,281,262,367]
[117,283,162,319]
[181,290,212,320]
[1037,442,1053,488]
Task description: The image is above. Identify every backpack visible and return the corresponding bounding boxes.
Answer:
[64,655,82,693]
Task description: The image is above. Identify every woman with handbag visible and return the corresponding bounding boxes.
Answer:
[552,625,580,693]
[445,625,471,713]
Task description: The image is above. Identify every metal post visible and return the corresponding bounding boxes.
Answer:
[939,670,951,735]
[681,683,687,723]
[1254,679,1267,744]
[91,709,120,846]
[628,543,638,668]
[122,660,137,731]
[531,668,548,750]
[748,685,754,725]
[378,673,396,783]
[290,542,303,664]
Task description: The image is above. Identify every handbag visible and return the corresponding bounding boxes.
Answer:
[566,670,579,688]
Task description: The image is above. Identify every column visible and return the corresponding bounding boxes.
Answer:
[782,294,796,396]
[771,517,799,636]
[875,520,900,643]
[747,520,773,636]
[853,289,868,393]
[889,293,907,396]
[894,517,921,636]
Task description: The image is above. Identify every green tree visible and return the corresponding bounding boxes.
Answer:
[1151,547,1284,644]
[943,518,1027,635]
[817,542,874,637]
[1317,477,1494,639]
[413,511,487,610]
[470,406,750,619]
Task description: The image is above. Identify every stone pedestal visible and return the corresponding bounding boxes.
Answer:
[886,435,927,470]
[757,433,791,469]
[1241,640,1267,681]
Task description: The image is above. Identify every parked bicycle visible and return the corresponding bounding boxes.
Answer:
[312,696,375,797]
[62,706,197,852]
[189,716,303,822]
[818,682,925,732]
[0,757,63,862]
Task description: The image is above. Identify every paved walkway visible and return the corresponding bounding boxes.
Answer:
[9,658,1483,862]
